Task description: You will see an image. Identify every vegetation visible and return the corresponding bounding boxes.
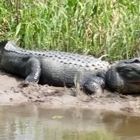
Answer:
[0,0,140,60]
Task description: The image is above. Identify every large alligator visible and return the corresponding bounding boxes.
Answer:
[0,41,140,95]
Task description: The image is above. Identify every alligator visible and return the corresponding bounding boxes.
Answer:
[0,41,140,95]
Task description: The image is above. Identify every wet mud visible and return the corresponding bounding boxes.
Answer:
[0,72,140,116]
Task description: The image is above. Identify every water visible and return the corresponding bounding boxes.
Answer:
[0,104,140,140]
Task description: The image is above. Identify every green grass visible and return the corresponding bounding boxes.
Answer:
[0,0,140,60]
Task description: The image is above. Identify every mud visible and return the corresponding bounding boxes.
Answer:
[0,72,140,116]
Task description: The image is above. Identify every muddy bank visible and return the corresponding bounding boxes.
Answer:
[0,72,140,116]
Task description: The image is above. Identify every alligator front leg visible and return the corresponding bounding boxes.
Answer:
[25,57,41,83]
[83,76,105,96]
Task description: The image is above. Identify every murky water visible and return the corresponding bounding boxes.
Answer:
[0,105,140,140]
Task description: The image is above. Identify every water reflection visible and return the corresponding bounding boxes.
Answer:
[102,112,140,137]
[0,105,139,140]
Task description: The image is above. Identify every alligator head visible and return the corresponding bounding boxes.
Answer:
[106,58,140,94]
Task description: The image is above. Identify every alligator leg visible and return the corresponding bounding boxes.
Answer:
[25,57,41,83]
[83,76,105,95]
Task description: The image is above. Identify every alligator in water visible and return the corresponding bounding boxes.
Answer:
[0,41,140,95]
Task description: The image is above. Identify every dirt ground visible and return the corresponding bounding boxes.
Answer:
[0,71,140,116]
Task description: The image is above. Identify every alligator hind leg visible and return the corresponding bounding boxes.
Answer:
[83,76,105,96]
[25,57,41,83]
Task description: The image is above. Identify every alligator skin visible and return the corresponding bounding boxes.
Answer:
[0,41,110,95]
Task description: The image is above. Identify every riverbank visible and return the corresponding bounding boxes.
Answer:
[0,72,140,117]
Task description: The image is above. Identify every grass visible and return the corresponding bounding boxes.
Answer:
[0,0,140,61]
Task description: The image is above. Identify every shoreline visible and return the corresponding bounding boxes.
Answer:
[0,73,140,117]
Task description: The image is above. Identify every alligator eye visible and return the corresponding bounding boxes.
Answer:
[133,59,140,63]
[124,58,140,64]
